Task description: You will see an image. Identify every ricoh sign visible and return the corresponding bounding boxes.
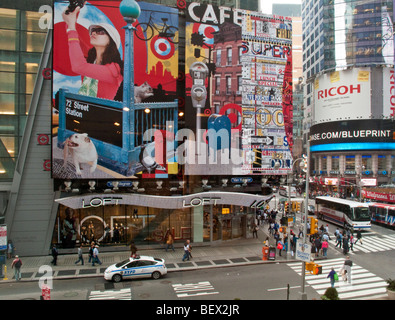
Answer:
[317,84,361,100]
[314,69,371,123]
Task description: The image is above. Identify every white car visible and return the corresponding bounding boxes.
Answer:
[104,256,167,282]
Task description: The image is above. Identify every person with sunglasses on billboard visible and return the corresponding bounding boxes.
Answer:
[62,6,123,100]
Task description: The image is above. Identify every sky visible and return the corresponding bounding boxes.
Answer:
[260,0,302,14]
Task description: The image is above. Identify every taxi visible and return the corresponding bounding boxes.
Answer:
[104,255,167,282]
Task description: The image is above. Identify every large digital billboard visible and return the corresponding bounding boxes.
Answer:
[310,119,395,152]
[52,1,293,180]
[313,68,371,123]
[184,3,293,175]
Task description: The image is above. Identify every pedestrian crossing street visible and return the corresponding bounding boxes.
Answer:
[328,233,395,254]
[88,288,132,300]
[172,281,219,298]
[287,258,388,300]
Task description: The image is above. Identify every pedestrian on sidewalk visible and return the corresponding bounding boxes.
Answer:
[88,243,94,264]
[322,238,329,258]
[7,240,14,259]
[182,240,190,262]
[277,240,284,256]
[344,256,353,284]
[252,222,258,238]
[335,232,342,248]
[314,236,321,257]
[355,229,363,245]
[343,234,349,255]
[92,245,102,266]
[130,241,138,258]
[327,267,337,288]
[165,233,175,252]
[349,235,355,252]
[269,221,274,235]
[51,244,58,266]
[11,255,22,281]
[75,245,84,265]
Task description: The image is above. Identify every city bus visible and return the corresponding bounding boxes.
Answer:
[368,203,395,229]
[315,196,371,230]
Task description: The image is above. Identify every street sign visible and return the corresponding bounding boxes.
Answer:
[295,242,311,262]
[0,226,7,251]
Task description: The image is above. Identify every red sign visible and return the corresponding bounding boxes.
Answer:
[41,285,51,300]
[362,190,395,203]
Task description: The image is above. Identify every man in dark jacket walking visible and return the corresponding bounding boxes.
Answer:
[51,244,58,265]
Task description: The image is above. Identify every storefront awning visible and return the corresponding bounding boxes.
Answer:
[55,191,273,210]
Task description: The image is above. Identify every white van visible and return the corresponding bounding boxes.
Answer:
[279,186,297,197]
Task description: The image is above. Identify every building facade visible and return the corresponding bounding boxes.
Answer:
[2,0,292,257]
[301,0,395,197]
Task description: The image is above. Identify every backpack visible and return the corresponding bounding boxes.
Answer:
[15,259,22,268]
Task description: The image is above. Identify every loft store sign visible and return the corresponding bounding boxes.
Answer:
[81,196,268,209]
[56,192,273,210]
[182,197,221,207]
[82,197,122,208]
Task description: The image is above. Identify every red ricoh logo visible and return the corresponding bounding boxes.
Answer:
[317,84,361,99]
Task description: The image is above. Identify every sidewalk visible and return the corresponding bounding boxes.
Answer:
[1,225,297,283]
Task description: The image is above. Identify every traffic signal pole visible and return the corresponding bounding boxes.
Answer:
[300,138,310,300]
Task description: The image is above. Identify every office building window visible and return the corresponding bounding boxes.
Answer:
[0,8,47,181]
[332,156,339,170]
[378,155,386,171]
[345,155,355,171]
[216,49,221,67]
[362,155,372,171]
[227,48,232,65]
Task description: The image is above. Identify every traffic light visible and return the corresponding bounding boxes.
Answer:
[310,217,318,235]
[295,202,301,212]
[284,202,289,214]
[191,32,205,46]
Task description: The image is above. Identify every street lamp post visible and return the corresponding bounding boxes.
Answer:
[119,0,141,150]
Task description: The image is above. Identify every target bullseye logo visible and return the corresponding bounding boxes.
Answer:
[150,35,175,60]
[192,23,219,47]
[43,160,51,171]
[37,134,50,145]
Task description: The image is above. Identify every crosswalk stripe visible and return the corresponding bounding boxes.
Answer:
[172,281,219,298]
[287,258,388,300]
[329,234,395,254]
[89,288,132,300]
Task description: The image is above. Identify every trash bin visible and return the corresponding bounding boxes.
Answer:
[262,246,269,261]
[268,246,276,260]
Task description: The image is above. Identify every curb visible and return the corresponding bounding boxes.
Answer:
[1,255,301,284]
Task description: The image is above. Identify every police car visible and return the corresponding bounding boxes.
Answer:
[104,255,167,282]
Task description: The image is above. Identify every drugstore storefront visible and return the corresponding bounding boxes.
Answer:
[53,192,271,249]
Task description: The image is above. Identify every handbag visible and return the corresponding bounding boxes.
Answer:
[334,272,339,281]
[277,243,283,250]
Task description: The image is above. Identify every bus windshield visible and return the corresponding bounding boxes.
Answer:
[353,207,370,221]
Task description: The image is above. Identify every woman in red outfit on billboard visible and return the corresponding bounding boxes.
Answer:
[62,6,123,100]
